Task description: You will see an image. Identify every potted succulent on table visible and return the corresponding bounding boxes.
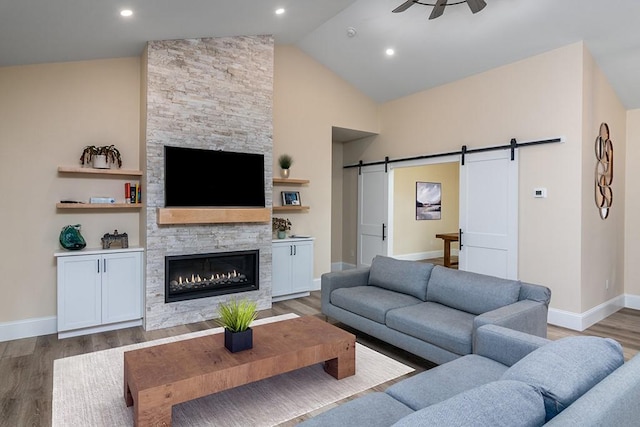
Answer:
[278,154,293,178]
[272,217,292,239]
[80,145,123,169]
[216,298,258,353]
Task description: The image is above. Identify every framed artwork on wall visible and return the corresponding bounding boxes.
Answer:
[416,182,441,220]
[282,191,301,206]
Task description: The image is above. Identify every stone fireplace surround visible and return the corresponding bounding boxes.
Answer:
[142,35,274,330]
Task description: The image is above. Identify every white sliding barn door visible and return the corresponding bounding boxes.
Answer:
[459,150,518,279]
[357,165,388,267]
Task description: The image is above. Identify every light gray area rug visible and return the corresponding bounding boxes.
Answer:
[52,314,414,426]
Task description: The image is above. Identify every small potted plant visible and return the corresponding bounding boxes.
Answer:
[80,145,123,169]
[278,154,293,178]
[216,298,258,352]
[272,217,292,239]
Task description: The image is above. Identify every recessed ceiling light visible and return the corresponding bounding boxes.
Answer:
[120,9,133,17]
[386,48,395,56]
[275,8,285,15]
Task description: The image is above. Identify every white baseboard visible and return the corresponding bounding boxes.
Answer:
[57,319,143,339]
[393,250,459,262]
[548,295,626,331]
[626,293,640,310]
[4,293,639,341]
[0,316,57,343]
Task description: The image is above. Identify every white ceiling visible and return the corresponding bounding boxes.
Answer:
[2,0,640,108]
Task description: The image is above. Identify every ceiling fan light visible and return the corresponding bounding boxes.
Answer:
[466,0,487,14]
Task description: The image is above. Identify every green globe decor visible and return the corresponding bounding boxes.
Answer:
[59,224,87,250]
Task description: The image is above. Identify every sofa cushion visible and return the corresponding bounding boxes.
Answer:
[391,380,546,427]
[386,302,475,355]
[331,286,422,324]
[386,354,508,410]
[368,256,434,300]
[426,266,521,315]
[501,336,624,421]
[297,392,414,427]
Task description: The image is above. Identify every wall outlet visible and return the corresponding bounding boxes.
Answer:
[605,279,609,290]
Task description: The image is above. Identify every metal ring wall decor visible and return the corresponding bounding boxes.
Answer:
[595,122,613,220]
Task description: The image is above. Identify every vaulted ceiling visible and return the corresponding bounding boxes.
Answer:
[1,0,639,108]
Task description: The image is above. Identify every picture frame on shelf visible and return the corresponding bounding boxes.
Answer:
[282,191,301,206]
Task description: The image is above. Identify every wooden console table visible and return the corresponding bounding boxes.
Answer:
[435,232,459,268]
[124,316,355,426]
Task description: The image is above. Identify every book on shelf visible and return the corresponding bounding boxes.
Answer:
[126,182,142,204]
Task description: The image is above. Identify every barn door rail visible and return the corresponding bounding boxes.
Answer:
[346,137,563,170]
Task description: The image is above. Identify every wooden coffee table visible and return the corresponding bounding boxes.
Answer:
[123,315,356,426]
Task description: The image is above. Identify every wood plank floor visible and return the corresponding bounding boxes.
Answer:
[1,292,638,426]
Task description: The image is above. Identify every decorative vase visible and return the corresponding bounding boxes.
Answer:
[280,168,290,178]
[224,328,253,353]
[92,154,109,169]
[59,224,87,250]
[277,230,286,239]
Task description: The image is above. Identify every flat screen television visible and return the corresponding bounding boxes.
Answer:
[164,146,265,207]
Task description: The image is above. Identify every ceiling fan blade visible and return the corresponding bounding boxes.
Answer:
[429,0,448,19]
[466,0,487,14]
[392,0,416,13]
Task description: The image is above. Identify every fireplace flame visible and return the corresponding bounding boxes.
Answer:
[172,269,248,292]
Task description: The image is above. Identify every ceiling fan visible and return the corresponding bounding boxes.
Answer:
[393,0,487,20]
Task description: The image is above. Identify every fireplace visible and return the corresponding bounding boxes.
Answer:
[165,250,259,303]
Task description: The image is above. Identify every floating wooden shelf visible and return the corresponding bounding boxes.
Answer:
[273,206,310,213]
[58,166,143,177]
[57,203,143,209]
[157,208,271,225]
[273,178,309,185]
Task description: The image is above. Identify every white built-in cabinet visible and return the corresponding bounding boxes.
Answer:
[272,237,314,301]
[55,247,143,338]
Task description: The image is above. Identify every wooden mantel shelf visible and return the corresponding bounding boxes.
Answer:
[157,208,271,225]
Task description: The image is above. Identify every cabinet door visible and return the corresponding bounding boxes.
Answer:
[291,241,313,293]
[57,255,102,331]
[272,243,293,297]
[102,252,143,324]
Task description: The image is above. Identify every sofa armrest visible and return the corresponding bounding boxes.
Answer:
[473,299,548,338]
[321,268,370,315]
[474,324,550,366]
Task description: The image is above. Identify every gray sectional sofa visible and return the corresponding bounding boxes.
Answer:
[299,324,640,426]
[321,256,551,364]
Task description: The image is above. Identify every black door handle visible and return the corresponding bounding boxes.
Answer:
[459,229,463,249]
[382,223,386,241]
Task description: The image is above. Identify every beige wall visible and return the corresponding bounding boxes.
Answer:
[0,40,636,330]
[0,58,140,323]
[273,45,379,277]
[625,109,640,298]
[392,163,459,256]
[580,46,627,311]
[343,43,587,313]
